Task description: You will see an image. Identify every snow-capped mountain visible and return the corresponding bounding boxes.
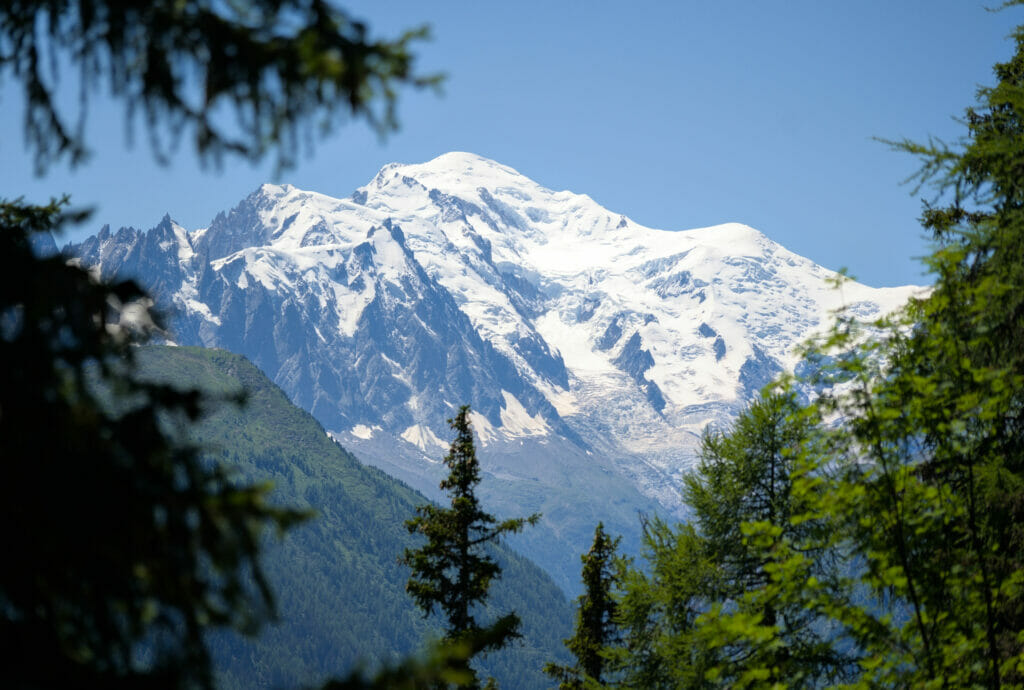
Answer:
[69,152,921,591]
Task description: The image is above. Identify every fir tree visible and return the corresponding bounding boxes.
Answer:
[401,405,540,688]
[544,523,622,689]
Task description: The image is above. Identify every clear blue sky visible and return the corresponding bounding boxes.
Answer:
[1,1,1019,287]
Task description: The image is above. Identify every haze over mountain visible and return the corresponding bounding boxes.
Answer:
[69,152,922,589]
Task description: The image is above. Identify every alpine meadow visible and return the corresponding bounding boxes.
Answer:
[3,2,1024,689]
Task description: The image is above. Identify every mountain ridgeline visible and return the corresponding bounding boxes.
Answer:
[132,345,572,689]
[68,152,921,591]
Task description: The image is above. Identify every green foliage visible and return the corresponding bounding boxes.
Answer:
[0,201,305,688]
[0,0,440,172]
[545,523,622,689]
[612,391,850,689]
[609,516,715,688]
[792,11,1024,686]
[134,346,572,690]
[402,405,541,688]
[688,391,850,688]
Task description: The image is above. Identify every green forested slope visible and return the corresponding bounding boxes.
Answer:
[134,345,572,689]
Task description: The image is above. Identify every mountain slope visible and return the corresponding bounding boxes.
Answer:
[70,152,922,589]
[133,345,572,689]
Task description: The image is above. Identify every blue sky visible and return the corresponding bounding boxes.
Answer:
[1,1,1019,287]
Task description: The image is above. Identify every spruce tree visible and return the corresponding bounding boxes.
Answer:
[401,405,539,688]
[544,523,621,689]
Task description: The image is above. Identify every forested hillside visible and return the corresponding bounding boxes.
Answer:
[134,345,572,689]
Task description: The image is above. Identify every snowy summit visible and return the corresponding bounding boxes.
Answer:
[68,152,923,589]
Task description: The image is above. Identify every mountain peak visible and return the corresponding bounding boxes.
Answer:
[70,153,925,551]
[369,151,539,198]
[255,182,296,201]
[69,152,926,594]
[401,151,514,176]
[422,150,502,168]
[681,222,773,251]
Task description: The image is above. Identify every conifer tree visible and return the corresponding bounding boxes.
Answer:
[684,390,847,688]
[612,391,848,688]
[401,405,539,688]
[544,523,622,689]
[1,0,437,173]
[792,6,1024,684]
[0,198,310,688]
